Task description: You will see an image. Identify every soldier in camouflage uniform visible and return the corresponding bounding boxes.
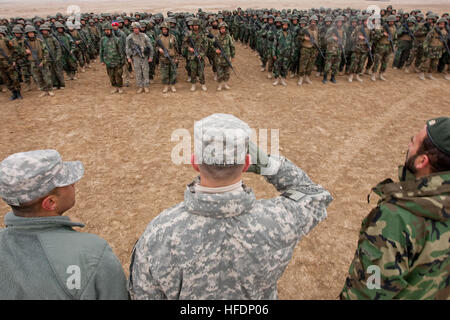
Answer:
[272,19,293,86]
[182,18,208,92]
[54,22,78,81]
[126,22,153,94]
[316,16,333,77]
[213,22,235,91]
[323,16,346,84]
[260,15,276,78]
[13,25,32,92]
[419,18,448,80]
[128,113,332,300]
[67,23,87,73]
[288,15,301,78]
[23,25,53,97]
[206,18,220,81]
[298,15,320,85]
[341,117,450,300]
[0,26,23,100]
[405,13,429,73]
[156,22,179,93]
[40,23,64,90]
[100,24,125,94]
[393,17,416,70]
[370,15,398,81]
[348,15,371,83]
[112,21,129,87]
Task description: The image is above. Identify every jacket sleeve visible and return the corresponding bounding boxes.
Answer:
[340,204,410,300]
[91,243,129,300]
[128,238,167,300]
[263,155,333,238]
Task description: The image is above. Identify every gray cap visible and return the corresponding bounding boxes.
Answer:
[0,150,84,206]
[194,114,252,166]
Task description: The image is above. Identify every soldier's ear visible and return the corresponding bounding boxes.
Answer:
[415,153,431,170]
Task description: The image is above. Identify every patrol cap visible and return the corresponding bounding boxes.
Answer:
[0,150,84,206]
[426,117,450,156]
[194,114,252,166]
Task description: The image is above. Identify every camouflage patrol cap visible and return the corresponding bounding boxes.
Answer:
[0,150,84,206]
[194,114,252,166]
[427,117,450,157]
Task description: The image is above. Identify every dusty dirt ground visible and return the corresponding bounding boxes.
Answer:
[0,0,450,300]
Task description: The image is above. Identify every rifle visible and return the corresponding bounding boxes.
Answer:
[24,38,45,73]
[383,24,395,52]
[303,28,325,59]
[333,28,347,64]
[360,26,374,61]
[41,35,56,62]
[207,32,238,78]
[53,31,77,62]
[188,34,202,64]
[402,23,415,41]
[128,38,144,58]
[156,38,177,69]
[435,27,450,56]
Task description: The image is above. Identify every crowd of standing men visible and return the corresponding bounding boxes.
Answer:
[0,6,449,100]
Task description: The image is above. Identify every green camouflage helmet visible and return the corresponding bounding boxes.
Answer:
[218,22,228,29]
[335,16,345,22]
[131,21,140,29]
[24,25,36,33]
[274,16,282,23]
[386,15,397,22]
[437,18,447,24]
[407,17,417,24]
[309,15,319,22]
[324,16,333,22]
[282,18,289,25]
[103,23,113,30]
[0,26,7,35]
[139,20,147,27]
[299,18,308,24]
[12,25,23,34]
[54,22,65,29]
[160,22,169,29]
[416,13,425,19]
[191,18,200,26]
[39,23,51,31]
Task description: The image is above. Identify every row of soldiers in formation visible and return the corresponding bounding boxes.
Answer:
[228,8,450,85]
[0,7,449,100]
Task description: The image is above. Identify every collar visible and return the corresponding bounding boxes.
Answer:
[184,176,256,218]
[195,180,243,194]
[4,212,85,229]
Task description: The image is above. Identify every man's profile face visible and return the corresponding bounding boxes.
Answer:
[405,125,427,172]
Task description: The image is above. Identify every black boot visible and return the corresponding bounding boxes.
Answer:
[16,90,23,99]
[330,74,337,84]
[9,90,17,101]
[322,72,328,84]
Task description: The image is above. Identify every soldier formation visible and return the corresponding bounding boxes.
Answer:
[1,6,449,100]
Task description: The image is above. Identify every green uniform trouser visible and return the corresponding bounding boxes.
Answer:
[393,39,412,68]
[350,45,369,74]
[421,46,444,73]
[372,43,392,74]
[160,62,177,85]
[74,48,85,68]
[49,60,65,88]
[30,62,52,91]
[0,63,21,91]
[324,49,342,76]
[406,41,425,68]
[273,56,290,78]
[299,47,317,76]
[61,54,78,77]
[216,63,230,82]
[106,64,123,87]
[18,58,32,84]
[189,58,205,84]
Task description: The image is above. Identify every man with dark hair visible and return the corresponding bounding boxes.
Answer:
[341,117,450,299]
[0,150,128,300]
[129,113,332,299]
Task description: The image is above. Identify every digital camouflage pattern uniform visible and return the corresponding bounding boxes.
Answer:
[126,30,153,89]
[55,27,78,80]
[371,23,397,75]
[341,166,450,299]
[349,23,372,75]
[128,113,333,300]
[298,24,319,77]
[41,26,64,89]
[324,23,347,79]
[406,20,430,69]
